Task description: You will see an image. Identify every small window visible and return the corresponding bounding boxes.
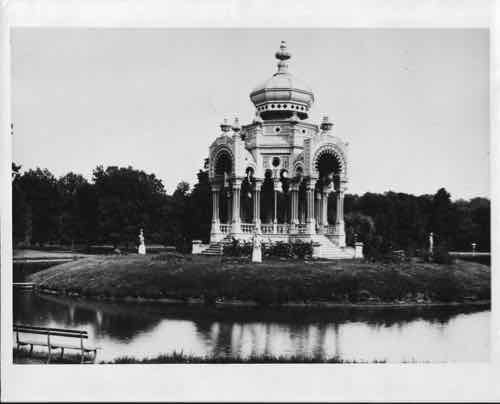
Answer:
[272,157,281,167]
[275,127,281,133]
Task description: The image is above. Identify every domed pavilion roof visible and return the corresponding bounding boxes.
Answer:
[250,41,314,121]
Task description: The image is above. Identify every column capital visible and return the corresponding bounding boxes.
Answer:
[232,178,243,188]
[305,179,316,190]
[323,184,334,195]
[273,179,281,192]
[315,192,322,200]
[211,184,221,192]
[339,179,348,193]
[253,179,263,191]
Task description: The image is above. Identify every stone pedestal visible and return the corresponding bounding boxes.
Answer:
[354,242,364,258]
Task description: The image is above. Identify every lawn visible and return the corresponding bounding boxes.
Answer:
[28,253,491,305]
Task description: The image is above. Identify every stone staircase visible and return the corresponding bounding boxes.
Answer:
[201,234,355,259]
[313,235,356,259]
[201,235,233,256]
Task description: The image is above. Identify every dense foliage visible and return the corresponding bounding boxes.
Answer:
[12,163,210,250]
[222,238,314,259]
[12,162,490,254]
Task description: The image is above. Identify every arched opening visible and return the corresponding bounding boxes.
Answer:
[261,169,274,223]
[313,147,346,235]
[214,150,233,181]
[213,150,233,224]
[315,149,342,190]
[241,176,253,223]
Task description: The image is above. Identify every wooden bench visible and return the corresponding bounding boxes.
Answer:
[14,324,100,363]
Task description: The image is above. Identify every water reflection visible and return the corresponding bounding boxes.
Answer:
[13,291,490,362]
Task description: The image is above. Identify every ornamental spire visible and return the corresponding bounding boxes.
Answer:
[275,41,291,74]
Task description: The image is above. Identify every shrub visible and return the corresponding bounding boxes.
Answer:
[260,240,313,260]
[223,238,252,257]
[291,240,313,259]
[264,241,292,258]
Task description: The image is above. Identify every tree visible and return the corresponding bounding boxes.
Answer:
[430,188,457,248]
[58,173,89,247]
[15,168,62,244]
[12,163,29,245]
[187,167,211,243]
[344,212,375,246]
[92,165,168,248]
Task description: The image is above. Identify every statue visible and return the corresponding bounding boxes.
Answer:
[429,232,434,254]
[138,228,146,255]
[251,229,262,263]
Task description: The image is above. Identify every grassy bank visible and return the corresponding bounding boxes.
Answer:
[13,348,384,364]
[28,253,490,306]
[13,347,90,364]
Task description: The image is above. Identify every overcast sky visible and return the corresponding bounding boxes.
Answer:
[12,28,489,199]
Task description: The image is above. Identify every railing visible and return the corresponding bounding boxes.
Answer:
[217,222,324,235]
[297,224,307,234]
[324,225,336,235]
[241,223,255,233]
[261,224,274,234]
[276,224,290,234]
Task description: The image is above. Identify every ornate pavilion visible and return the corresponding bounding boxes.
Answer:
[203,42,362,259]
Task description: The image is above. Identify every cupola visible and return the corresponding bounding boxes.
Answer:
[249,41,314,121]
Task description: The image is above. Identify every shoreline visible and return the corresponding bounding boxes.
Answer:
[12,347,389,364]
[33,286,491,309]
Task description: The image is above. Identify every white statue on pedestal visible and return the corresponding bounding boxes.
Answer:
[251,229,262,263]
[429,232,434,254]
[138,228,146,255]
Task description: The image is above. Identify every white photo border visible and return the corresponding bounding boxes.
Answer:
[1,0,499,401]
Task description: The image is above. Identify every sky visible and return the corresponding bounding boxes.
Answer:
[11,28,489,200]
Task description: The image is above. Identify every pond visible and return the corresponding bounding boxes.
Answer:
[13,290,490,363]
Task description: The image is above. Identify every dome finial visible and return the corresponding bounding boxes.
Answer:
[275,41,291,74]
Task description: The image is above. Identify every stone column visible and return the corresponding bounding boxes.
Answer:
[335,184,346,247]
[305,179,317,234]
[290,184,299,233]
[273,180,280,233]
[322,186,329,233]
[253,180,262,233]
[315,192,322,233]
[210,184,221,239]
[231,179,242,234]
[226,190,232,224]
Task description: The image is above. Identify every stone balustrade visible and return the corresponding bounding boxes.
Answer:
[241,223,255,233]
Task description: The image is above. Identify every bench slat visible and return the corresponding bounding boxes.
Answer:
[14,324,88,335]
[14,329,89,339]
[18,340,100,351]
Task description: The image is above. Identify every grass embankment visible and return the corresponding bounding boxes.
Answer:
[28,253,490,306]
[13,347,385,364]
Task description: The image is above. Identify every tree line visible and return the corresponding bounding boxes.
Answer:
[12,162,490,253]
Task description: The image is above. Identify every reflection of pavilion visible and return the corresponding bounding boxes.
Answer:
[206,42,359,259]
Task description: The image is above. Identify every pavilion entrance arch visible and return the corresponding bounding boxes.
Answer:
[312,143,348,245]
[209,146,234,239]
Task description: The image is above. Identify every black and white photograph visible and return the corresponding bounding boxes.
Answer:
[1,0,499,402]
